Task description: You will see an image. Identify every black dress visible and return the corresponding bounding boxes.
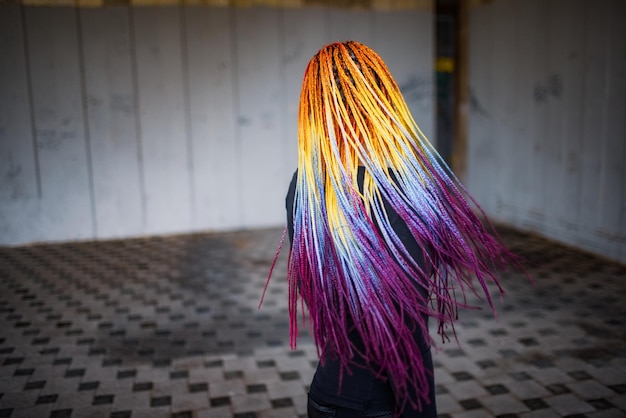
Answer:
[286,168,437,418]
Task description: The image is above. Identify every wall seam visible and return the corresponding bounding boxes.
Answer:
[128,5,148,232]
[179,2,196,228]
[599,0,612,233]
[229,6,243,227]
[19,4,42,199]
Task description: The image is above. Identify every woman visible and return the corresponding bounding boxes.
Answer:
[265,41,519,417]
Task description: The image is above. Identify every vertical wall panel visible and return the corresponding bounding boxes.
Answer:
[24,7,93,241]
[282,7,327,178]
[561,0,586,236]
[235,7,286,228]
[374,10,434,141]
[603,0,626,259]
[490,0,517,220]
[525,0,550,231]
[541,0,563,235]
[0,5,38,201]
[80,6,144,239]
[467,3,495,213]
[510,0,539,228]
[579,0,610,251]
[184,6,240,230]
[132,6,192,234]
[547,0,586,240]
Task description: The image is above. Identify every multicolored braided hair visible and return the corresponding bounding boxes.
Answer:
[265,40,520,411]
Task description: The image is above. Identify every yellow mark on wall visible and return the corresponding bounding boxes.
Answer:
[436,57,454,73]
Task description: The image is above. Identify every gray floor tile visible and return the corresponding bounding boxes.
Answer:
[0,226,624,417]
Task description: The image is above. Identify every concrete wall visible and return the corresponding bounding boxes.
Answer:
[0,3,435,244]
[467,0,626,263]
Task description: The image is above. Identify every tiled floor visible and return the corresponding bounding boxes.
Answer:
[0,226,625,418]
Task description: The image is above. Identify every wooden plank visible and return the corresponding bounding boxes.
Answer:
[79,6,144,239]
[0,4,39,201]
[132,5,192,234]
[23,6,94,241]
[374,10,434,142]
[184,6,240,230]
[282,7,327,181]
[466,2,495,213]
[234,7,286,228]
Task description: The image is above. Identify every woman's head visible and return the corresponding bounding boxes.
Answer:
[298,41,423,173]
